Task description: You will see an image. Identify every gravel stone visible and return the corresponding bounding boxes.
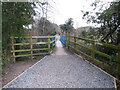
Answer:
[4,55,115,88]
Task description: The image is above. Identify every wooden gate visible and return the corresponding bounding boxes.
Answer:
[11,36,55,61]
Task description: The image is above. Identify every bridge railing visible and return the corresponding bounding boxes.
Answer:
[66,35,120,78]
[11,36,55,62]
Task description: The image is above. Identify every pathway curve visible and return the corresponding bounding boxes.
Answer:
[3,45,115,88]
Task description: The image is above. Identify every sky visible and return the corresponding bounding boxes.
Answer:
[47,0,115,28]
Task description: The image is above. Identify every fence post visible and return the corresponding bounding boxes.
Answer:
[48,37,51,49]
[30,36,33,58]
[91,41,95,60]
[11,36,15,62]
[116,50,120,78]
[68,35,70,49]
[74,36,76,49]
[51,37,53,49]
[65,32,68,47]
[47,37,50,54]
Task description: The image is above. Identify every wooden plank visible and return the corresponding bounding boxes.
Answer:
[12,36,54,39]
[36,42,47,44]
[14,42,48,45]
[50,40,55,44]
[32,36,54,39]
[70,41,110,58]
[98,42,120,50]
[11,48,51,52]
[68,36,120,50]
[14,53,49,58]
[12,36,31,38]
[68,35,94,42]
[14,43,31,45]
[68,45,108,67]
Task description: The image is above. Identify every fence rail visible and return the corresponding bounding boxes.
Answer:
[11,36,55,62]
[66,35,120,78]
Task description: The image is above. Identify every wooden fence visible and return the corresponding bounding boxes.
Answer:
[11,36,55,62]
[66,35,120,78]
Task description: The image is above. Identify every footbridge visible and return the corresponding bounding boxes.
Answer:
[3,35,120,88]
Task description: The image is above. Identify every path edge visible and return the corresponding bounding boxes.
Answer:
[74,53,117,89]
[2,55,47,89]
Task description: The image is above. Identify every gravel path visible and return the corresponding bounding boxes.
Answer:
[51,47,70,55]
[4,55,115,88]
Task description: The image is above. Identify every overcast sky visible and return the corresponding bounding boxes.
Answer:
[47,0,115,28]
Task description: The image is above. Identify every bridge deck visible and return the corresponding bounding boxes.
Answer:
[4,47,115,88]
